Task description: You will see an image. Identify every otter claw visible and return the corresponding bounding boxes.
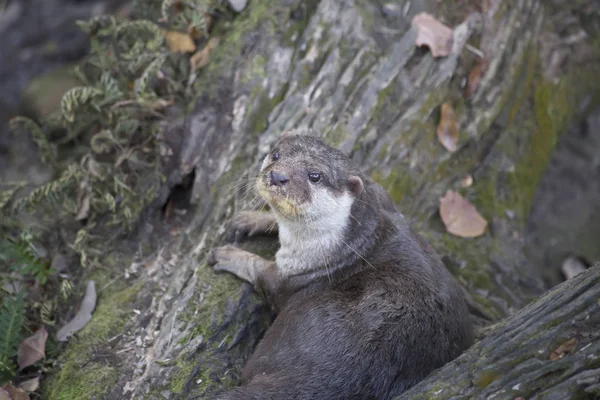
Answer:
[225,211,277,243]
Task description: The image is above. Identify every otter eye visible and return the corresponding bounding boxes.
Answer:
[272,152,279,161]
[308,172,321,183]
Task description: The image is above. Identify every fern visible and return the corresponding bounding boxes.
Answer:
[1,233,52,285]
[0,182,26,211]
[9,117,57,165]
[61,86,103,123]
[134,55,166,98]
[0,291,25,379]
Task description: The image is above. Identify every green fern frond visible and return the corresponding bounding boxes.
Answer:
[0,182,26,211]
[2,233,51,284]
[134,55,166,97]
[188,10,209,35]
[76,15,117,36]
[14,164,80,211]
[161,0,173,21]
[60,279,74,300]
[0,291,25,364]
[90,130,117,154]
[126,53,157,75]
[40,301,55,326]
[61,86,103,123]
[98,72,124,101]
[0,355,17,385]
[9,117,56,165]
[116,20,164,53]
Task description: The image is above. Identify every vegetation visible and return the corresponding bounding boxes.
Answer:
[0,0,227,388]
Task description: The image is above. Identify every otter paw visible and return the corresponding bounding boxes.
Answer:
[209,245,252,279]
[225,211,277,243]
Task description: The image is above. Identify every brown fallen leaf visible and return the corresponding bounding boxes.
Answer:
[18,378,39,393]
[56,280,97,342]
[439,190,488,238]
[464,58,489,98]
[191,37,219,70]
[18,326,48,370]
[165,31,196,53]
[2,385,29,400]
[412,13,454,57]
[550,338,578,361]
[0,388,9,400]
[437,103,459,152]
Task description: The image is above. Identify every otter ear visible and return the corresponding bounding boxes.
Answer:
[347,176,364,197]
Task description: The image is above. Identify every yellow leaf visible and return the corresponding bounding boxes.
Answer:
[165,31,196,53]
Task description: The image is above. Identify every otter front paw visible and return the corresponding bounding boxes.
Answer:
[225,211,278,243]
[209,244,268,284]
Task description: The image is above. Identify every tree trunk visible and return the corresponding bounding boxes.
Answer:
[40,0,600,398]
[397,265,600,400]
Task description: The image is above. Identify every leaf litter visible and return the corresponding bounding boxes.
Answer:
[56,280,97,342]
[440,190,488,238]
[412,13,454,57]
[18,326,47,370]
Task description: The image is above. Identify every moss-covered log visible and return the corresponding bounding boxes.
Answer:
[397,265,600,400]
[37,0,600,398]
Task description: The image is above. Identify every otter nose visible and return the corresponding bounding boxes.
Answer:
[269,171,289,186]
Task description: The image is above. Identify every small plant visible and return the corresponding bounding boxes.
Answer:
[0,291,25,386]
[0,233,52,285]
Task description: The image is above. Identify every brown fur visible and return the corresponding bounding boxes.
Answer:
[209,134,473,400]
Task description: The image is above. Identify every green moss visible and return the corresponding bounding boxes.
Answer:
[79,280,143,341]
[170,356,196,393]
[185,262,246,342]
[372,82,394,122]
[324,124,348,147]
[246,86,286,136]
[44,358,117,400]
[42,273,142,398]
[371,168,412,204]
[473,370,500,389]
[195,0,279,96]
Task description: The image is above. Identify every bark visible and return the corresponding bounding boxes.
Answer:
[396,265,600,400]
[39,0,600,398]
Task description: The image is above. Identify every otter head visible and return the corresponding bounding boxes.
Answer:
[256,134,364,223]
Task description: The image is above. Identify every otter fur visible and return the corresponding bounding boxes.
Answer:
[209,134,473,400]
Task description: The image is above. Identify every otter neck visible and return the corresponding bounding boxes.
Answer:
[274,192,354,278]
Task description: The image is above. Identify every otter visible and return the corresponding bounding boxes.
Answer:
[209,133,473,400]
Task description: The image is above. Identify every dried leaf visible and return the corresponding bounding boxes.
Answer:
[439,190,488,238]
[18,378,39,393]
[18,326,48,370]
[550,338,578,360]
[56,280,97,342]
[412,13,453,57]
[437,103,459,152]
[0,388,9,400]
[165,31,196,53]
[75,193,90,221]
[464,58,489,98]
[561,256,586,280]
[2,385,29,400]
[191,37,219,71]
